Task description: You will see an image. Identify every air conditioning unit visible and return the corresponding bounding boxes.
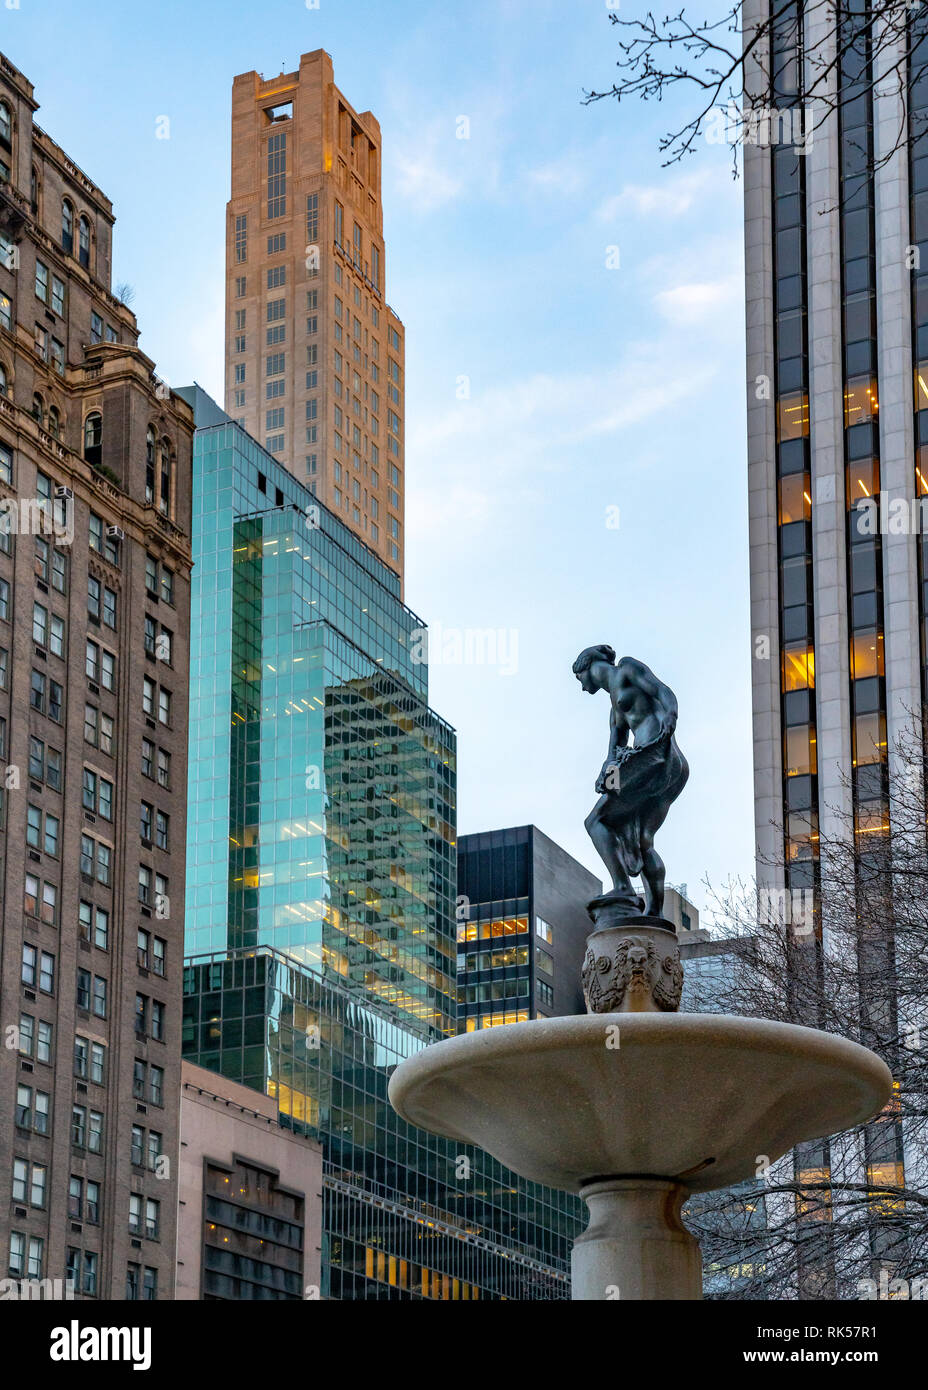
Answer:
[55,485,73,500]
[106,525,125,541]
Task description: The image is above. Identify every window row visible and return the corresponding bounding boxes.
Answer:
[130,1124,164,1172]
[140,801,169,849]
[135,993,166,1041]
[142,676,172,724]
[129,1194,161,1239]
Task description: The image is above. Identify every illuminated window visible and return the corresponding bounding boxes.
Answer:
[852,711,886,766]
[855,801,889,836]
[781,643,815,691]
[795,1168,831,1221]
[914,361,928,410]
[778,472,811,524]
[776,391,809,441]
[850,630,884,680]
[867,1162,905,1215]
[916,446,928,496]
[846,458,880,507]
[784,724,816,777]
[786,809,818,860]
[843,375,878,427]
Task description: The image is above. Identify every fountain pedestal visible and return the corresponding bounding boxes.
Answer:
[573,1179,701,1301]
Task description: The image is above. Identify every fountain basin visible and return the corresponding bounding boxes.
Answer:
[388,1012,892,1194]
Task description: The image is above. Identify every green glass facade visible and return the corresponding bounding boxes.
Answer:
[183,948,578,1298]
[182,399,580,1296]
[185,411,455,1039]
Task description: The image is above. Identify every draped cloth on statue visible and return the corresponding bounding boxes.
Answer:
[600,734,689,878]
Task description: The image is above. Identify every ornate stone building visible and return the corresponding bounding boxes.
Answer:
[0,51,192,1298]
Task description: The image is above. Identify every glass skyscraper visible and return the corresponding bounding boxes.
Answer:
[179,388,580,1297]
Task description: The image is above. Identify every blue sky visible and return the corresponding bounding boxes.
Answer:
[4,0,751,913]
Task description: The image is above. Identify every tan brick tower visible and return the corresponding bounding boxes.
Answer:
[226,51,405,587]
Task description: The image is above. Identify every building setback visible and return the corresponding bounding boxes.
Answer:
[226,50,405,586]
[456,825,601,1026]
[0,52,193,1298]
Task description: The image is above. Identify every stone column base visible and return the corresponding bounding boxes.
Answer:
[571,1178,702,1301]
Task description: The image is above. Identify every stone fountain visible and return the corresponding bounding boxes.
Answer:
[389,648,893,1299]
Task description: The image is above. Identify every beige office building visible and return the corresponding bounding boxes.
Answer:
[225,50,405,587]
[176,1062,323,1300]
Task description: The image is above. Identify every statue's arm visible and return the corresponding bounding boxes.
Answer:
[596,709,629,792]
[607,707,629,761]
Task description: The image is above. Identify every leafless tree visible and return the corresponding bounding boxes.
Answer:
[584,2,928,178]
[682,721,928,1299]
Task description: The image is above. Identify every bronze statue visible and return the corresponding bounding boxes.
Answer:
[573,646,688,920]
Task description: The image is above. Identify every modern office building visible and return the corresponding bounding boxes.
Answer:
[0,52,193,1298]
[679,932,748,1013]
[744,1,920,1287]
[663,882,700,937]
[175,1060,323,1300]
[180,389,581,1298]
[225,50,404,584]
[456,824,601,1027]
[179,384,453,1034]
[745,1,926,929]
[182,948,580,1299]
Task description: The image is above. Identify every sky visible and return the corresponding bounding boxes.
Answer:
[3,0,751,915]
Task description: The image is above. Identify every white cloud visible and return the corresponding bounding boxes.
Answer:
[405,347,720,541]
[596,169,718,223]
[653,274,742,326]
[394,145,464,213]
[523,155,587,197]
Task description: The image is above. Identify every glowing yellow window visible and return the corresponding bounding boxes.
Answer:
[786,810,818,860]
[914,362,928,410]
[851,631,884,680]
[778,472,812,524]
[855,801,889,836]
[782,643,815,691]
[784,724,817,777]
[795,1167,832,1221]
[844,376,878,427]
[777,391,809,441]
[846,458,880,507]
[917,446,928,496]
[867,1162,905,1215]
[853,711,886,766]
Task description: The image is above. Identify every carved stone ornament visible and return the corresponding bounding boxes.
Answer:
[581,927,683,1015]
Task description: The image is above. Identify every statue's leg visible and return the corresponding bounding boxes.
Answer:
[584,801,632,897]
[640,831,665,917]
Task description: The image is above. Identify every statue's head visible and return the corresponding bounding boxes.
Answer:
[572,644,616,694]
